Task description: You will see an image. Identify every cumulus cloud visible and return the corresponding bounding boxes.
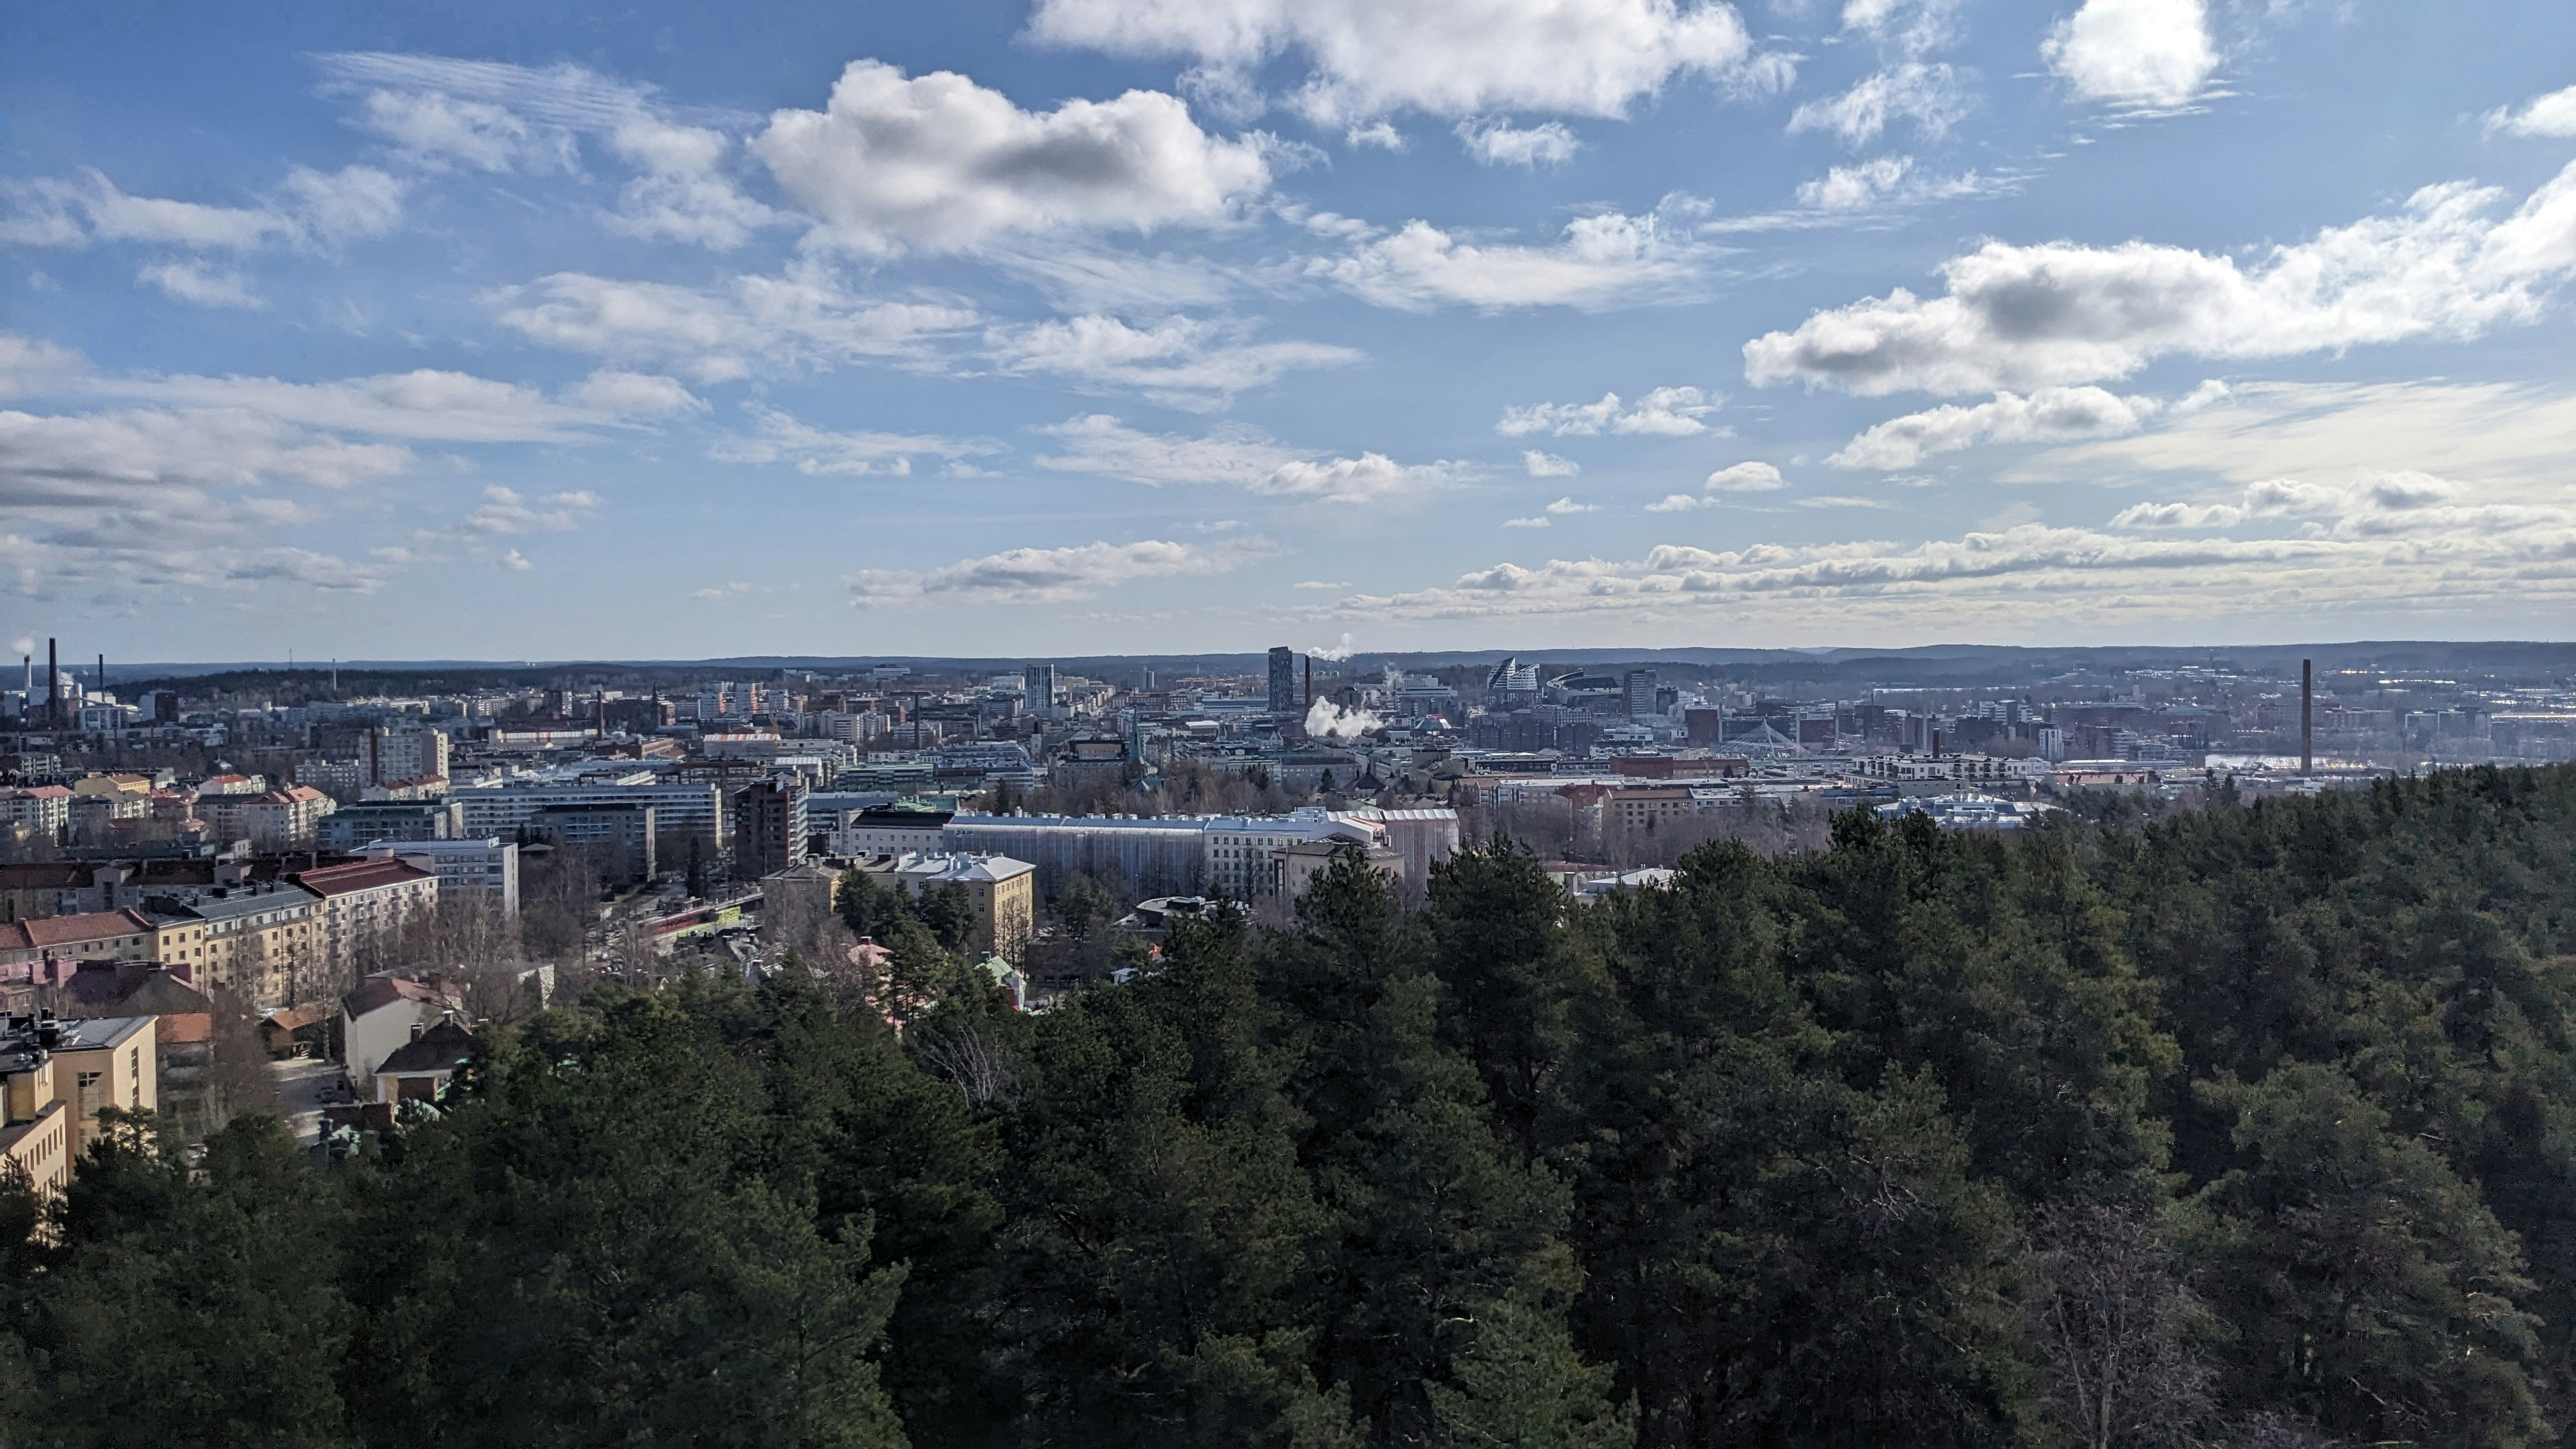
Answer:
[1309,209,1714,310]
[604,119,782,251]
[1744,159,2576,396]
[490,263,979,383]
[1455,119,1582,167]
[353,87,576,174]
[1504,512,1554,528]
[2042,0,2219,109]
[1795,157,1913,211]
[1036,413,1464,502]
[1522,450,1581,477]
[1347,121,1407,151]
[1829,384,2195,468]
[1704,460,1784,491]
[985,313,1358,409]
[750,60,1272,254]
[850,537,1263,606]
[1025,0,1781,125]
[1497,385,1719,436]
[1788,63,1968,146]
[2487,84,2576,140]
[709,404,1002,477]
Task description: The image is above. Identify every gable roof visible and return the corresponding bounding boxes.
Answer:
[342,974,461,1020]
[0,909,153,951]
[376,1018,474,1076]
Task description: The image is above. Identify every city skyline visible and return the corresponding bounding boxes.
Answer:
[6,1,2576,661]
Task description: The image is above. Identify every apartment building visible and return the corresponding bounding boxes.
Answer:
[362,838,519,917]
[290,858,439,976]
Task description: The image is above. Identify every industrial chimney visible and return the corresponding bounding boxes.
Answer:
[45,638,57,730]
[2299,659,2313,777]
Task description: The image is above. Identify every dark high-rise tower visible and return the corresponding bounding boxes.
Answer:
[1267,646,1297,717]
[2300,658,2313,776]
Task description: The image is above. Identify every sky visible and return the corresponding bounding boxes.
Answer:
[3,0,2575,664]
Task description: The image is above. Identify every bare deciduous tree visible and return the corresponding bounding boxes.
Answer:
[2021,1199,2217,1449]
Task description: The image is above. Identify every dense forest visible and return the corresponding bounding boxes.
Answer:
[8,765,2576,1448]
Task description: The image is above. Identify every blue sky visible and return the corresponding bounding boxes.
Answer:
[4,0,2574,663]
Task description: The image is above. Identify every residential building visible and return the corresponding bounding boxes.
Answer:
[733,779,808,879]
[47,1015,155,1156]
[372,1016,473,1103]
[1624,670,1660,723]
[317,799,463,850]
[1023,663,1057,719]
[341,974,466,1092]
[0,785,72,836]
[1606,785,1698,834]
[362,838,519,918]
[450,779,727,850]
[198,785,335,847]
[290,858,439,977]
[1050,737,1130,790]
[862,852,1036,960]
[1204,808,1377,901]
[1277,838,1404,906]
[830,806,952,856]
[530,803,656,886]
[0,908,164,985]
[142,882,319,1004]
[0,1020,72,1199]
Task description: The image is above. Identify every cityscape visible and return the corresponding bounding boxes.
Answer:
[6,0,2576,1444]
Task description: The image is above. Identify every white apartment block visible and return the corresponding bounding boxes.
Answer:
[450,779,728,848]
[364,838,521,919]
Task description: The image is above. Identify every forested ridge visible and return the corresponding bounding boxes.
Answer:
[9,766,2576,1448]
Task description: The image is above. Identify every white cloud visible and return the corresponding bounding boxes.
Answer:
[1795,157,1913,211]
[709,404,1002,477]
[1035,413,1464,502]
[1797,494,1888,509]
[1455,118,1581,167]
[1788,63,1968,146]
[1025,0,1781,125]
[1744,158,2576,396]
[1346,121,1407,151]
[492,548,533,571]
[1829,385,2166,468]
[1704,460,1784,491]
[0,165,404,255]
[1546,495,1597,513]
[850,537,1262,606]
[1503,513,1552,527]
[2010,379,2576,499]
[567,369,707,417]
[1497,384,1720,435]
[986,313,1358,409]
[490,263,979,383]
[1262,453,1468,502]
[87,368,653,443]
[1644,493,1705,512]
[603,119,780,251]
[2042,0,2219,110]
[353,87,574,174]
[457,484,600,535]
[2487,84,2576,140]
[1523,450,1581,477]
[749,59,1273,254]
[692,581,754,600]
[1294,579,1351,590]
[1312,210,1713,311]
[137,261,262,310]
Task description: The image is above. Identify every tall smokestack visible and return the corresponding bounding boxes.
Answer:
[1304,656,1312,709]
[46,638,57,730]
[96,654,104,696]
[2300,659,2313,777]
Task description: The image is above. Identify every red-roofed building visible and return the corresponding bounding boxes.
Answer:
[0,908,167,985]
[290,858,437,976]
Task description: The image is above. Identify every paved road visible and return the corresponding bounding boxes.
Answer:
[271,1058,341,1146]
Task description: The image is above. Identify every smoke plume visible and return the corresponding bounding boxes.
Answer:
[1305,698,1384,740]
[1308,632,1355,663]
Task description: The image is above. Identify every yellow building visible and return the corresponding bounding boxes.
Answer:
[144,883,319,1005]
[865,852,1037,962]
[0,1013,155,1197]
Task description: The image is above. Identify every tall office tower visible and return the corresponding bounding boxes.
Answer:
[2301,658,2313,776]
[1268,646,1298,717]
[1623,668,1660,721]
[1023,663,1058,719]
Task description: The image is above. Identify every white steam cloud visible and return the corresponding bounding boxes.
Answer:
[1308,632,1356,662]
[1305,698,1384,740]
[8,637,31,658]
